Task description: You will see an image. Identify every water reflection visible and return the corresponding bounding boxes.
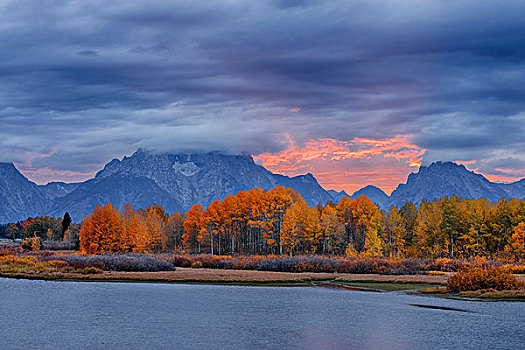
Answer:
[0,278,523,350]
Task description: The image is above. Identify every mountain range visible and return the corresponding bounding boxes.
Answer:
[1,150,525,223]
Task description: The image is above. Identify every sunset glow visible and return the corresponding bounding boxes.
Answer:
[255,136,425,194]
[483,174,524,183]
[16,166,97,185]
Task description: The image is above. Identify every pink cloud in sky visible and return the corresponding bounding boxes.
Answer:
[254,135,425,194]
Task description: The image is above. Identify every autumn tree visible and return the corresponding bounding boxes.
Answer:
[167,211,185,252]
[144,205,169,253]
[281,199,320,255]
[266,187,297,254]
[337,195,382,254]
[6,223,19,241]
[506,222,525,262]
[320,204,344,255]
[183,204,204,253]
[414,199,445,258]
[399,202,419,257]
[80,203,124,254]
[385,206,405,258]
[122,203,145,252]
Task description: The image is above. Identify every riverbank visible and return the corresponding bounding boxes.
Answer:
[0,267,448,286]
[2,266,525,299]
[5,267,525,300]
[2,247,524,299]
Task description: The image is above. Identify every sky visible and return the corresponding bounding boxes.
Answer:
[1,0,525,194]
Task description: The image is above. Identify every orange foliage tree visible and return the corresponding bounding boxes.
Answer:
[183,204,204,253]
[507,222,525,262]
[75,188,525,260]
[80,203,124,254]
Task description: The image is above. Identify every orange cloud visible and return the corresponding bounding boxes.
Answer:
[288,107,301,112]
[455,160,477,166]
[483,174,522,183]
[256,136,424,170]
[254,135,425,194]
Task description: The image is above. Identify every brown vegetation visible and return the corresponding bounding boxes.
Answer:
[447,265,524,292]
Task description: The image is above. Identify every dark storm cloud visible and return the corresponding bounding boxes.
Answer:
[1,0,525,182]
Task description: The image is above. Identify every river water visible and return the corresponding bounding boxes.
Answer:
[0,278,523,349]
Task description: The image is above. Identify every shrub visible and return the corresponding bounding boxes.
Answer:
[48,253,176,272]
[42,241,75,251]
[447,266,523,292]
[63,257,105,270]
[428,258,465,272]
[30,235,41,252]
[504,264,525,274]
[0,255,78,274]
[293,257,337,273]
[255,257,300,272]
[81,267,103,274]
[21,238,32,251]
[231,256,266,270]
[427,271,447,276]
[171,256,193,267]
[334,258,387,274]
[46,260,69,268]
[195,255,232,268]
[191,261,203,268]
[382,259,424,275]
[0,247,19,256]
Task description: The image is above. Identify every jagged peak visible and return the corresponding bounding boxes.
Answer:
[129,148,256,161]
[415,161,492,184]
[419,161,466,172]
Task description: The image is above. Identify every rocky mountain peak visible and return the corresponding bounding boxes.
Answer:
[45,150,334,221]
[0,163,49,222]
[390,161,506,205]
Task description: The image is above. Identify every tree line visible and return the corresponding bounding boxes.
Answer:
[77,186,525,262]
[2,213,78,244]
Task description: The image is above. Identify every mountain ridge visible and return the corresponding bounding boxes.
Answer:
[1,155,525,223]
[387,161,525,208]
[0,150,336,222]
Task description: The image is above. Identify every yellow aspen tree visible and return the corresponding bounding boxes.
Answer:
[507,222,525,262]
[167,211,185,252]
[281,200,302,255]
[145,205,168,253]
[320,205,342,255]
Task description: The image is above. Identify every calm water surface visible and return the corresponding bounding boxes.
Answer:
[0,278,523,349]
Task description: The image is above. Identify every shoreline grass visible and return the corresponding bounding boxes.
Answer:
[1,269,522,300]
[0,247,523,300]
